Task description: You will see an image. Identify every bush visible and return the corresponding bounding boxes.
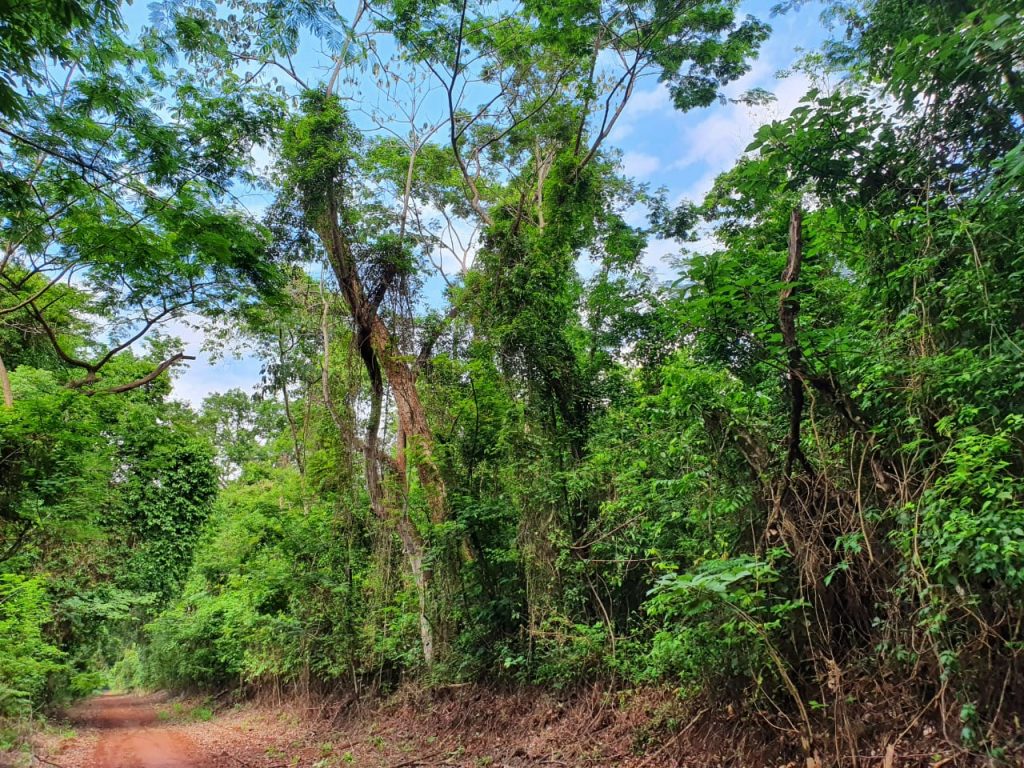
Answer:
[0,575,63,715]
[110,646,145,692]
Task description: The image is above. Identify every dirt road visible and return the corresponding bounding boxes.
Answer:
[43,686,725,767]
[62,694,200,768]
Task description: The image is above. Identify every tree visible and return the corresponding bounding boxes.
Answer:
[1,312,220,710]
[0,0,120,117]
[0,27,282,403]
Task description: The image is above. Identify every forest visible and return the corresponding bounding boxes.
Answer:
[1,0,1023,765]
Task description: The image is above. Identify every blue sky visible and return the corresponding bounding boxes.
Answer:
[158,0,832,407]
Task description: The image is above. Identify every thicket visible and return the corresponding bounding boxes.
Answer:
[2,0,1023,763]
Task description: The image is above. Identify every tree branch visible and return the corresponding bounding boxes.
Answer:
[92,352,196,395]
[779,207,813,477]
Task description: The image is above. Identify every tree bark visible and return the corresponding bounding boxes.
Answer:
[776,208,892,493]
[316,190,454,666]
[0,350,13,408]
[277,330,306,475]
[370,316,447,522]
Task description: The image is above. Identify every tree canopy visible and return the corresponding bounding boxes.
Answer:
[2,0,1024,763]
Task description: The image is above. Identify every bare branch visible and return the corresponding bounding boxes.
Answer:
[93,353,196,395]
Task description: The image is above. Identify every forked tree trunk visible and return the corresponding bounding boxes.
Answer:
[316,199,455,667]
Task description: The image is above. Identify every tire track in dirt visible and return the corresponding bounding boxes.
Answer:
[64,694,200,768]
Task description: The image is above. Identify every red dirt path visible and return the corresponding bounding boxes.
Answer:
[58,694,201,768]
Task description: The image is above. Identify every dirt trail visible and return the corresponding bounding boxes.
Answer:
[40,685,858,767]
[62,694,200,768]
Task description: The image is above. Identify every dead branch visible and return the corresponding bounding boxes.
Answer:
[779,207,814,477]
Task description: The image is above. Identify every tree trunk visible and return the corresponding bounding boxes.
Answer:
[396,514,436,664]
[779,207,811,476]
[370,316,447,522]
[316,197,455,666]
[277,330,305,475]
[0,351,13,408]
[376,345,456,662]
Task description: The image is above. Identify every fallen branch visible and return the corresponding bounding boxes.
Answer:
[388,749,445,768]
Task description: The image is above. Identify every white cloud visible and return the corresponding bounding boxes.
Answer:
[626,85,672,115]
[621,151,660,179]
[673,72,812,175]
[687,234,722,256]
[622,202,648,227]
[674,108,756,171]
[677,168,721,206]
[609,84,672,142]
[170,354,263,408]
[158,315,262,408]
[250,142,275,174]
[640,237,680,276]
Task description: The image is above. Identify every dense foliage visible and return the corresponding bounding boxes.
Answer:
[2,0,1023,763]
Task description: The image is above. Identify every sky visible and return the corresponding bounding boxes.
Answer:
[154,0,832,407]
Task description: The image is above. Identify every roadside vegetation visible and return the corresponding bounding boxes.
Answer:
[2,0,1023,764]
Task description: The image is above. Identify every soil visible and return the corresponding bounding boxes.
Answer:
[41,695,202,768]
[35,688,735,768]
[35,686,977,768]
